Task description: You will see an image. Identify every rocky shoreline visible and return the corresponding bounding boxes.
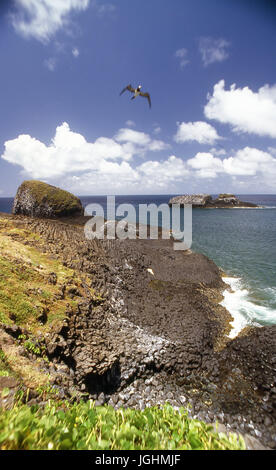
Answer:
[0,212,275,449]
[169,194,259,208]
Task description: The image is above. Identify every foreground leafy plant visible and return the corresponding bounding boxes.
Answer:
[0,401,245,450]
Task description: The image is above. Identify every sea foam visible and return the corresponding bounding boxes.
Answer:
[220,277,276,338]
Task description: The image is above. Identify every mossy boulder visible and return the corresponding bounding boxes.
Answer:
[12,180,83,218]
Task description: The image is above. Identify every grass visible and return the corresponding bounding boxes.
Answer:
[0,401,245,450]
[0,218,91,332]
[0,217,97,390]
[0,215,246,451]
[17,180,82,215]
[0,349,13,378]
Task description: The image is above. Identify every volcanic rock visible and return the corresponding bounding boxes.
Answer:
[12,180,83,218]
[169,193,258,208]
[169,194,212,207]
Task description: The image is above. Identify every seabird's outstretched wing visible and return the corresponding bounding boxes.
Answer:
[120,84,135,95]
[140,92,151,108]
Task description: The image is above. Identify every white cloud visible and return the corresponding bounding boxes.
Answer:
[153,126,161,135]
[186,146,276,183]
[268,147,276,156]
[115,128,169,153]
[93,1,116,17]
[174,121,222,145]
[138,156,190,188]
[1,122,169,182]
[175,48,189,68]
[209,147,227,156]
[222,147,276,176]
[199,37,230,66]
[63,156,189,193]
[12,0,90,43]
[187,152,224,178]
[0,122,188,193]
[3,122,276,193]
[125,120,136,128]
[72,47,79,57]
[1,122,132,179]
[44,57,56,71]
[205,80,276,138]
[115,128,151,146]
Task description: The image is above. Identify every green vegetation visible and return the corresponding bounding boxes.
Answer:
[19,180,82,215]
[0,401,245,450]
[0,218,89,332]
[0,253,63,328]
[0,215,246,451]
[0,349,12,377]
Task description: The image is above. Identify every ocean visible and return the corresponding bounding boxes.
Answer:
[1,194,276,337]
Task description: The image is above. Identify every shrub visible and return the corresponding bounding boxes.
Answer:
[0,401,245,450]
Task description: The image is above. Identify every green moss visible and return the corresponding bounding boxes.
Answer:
[0,255,45,325]
[0,250,74,329]
[0,222,94,332]
[19,180,82,215]
[0,349,13,377]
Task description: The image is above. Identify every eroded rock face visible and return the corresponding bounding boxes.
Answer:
[169,194,212,207]
[12,180,83,218]
[169,194,258,208]
[1,214,275,448]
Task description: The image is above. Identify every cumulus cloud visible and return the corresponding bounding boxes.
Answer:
[199,37,230,66]
[268,147,276,156]
[3,122,276,192]
[186,146,276,181]
[115,128,169,153]
[175,48,189,68]
[205,80,276,138]
[115,128,151,146]
[174,121,222,145]
[1,122,169,181]
[11,0,90,43]
[0,122,189,193]
[137,156,190,189]
[187,152,224,178]
[222,147,276,176]
[1,122,132,178]
[209,147,227,157]
[64,156,189,193]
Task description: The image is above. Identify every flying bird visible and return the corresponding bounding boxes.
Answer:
[120,84,151,108]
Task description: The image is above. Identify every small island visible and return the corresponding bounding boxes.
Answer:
[169,193,259,208]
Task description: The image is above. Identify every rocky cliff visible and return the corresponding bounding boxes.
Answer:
[0,212,275,448]
[12,180,84,218]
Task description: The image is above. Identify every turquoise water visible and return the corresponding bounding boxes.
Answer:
[190,198,276,334]
[1,194,276,333]
[192,201,276,301]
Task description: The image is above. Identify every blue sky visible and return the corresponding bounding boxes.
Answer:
[1,0,276,196]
